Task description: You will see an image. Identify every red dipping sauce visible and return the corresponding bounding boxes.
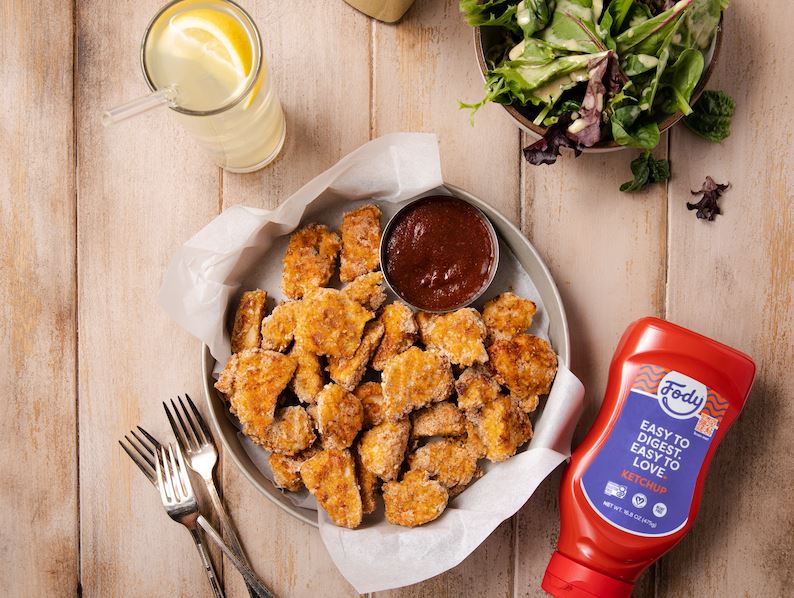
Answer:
[383,196,497,312]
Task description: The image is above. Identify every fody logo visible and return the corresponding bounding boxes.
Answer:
[657,370,706,419]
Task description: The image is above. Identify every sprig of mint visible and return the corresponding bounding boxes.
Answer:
[620,151,671,192]
[683,90,736,142]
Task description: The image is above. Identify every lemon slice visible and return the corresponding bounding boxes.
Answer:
[168,8,259,107]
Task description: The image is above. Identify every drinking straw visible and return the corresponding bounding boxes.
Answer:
[102,86,178,127]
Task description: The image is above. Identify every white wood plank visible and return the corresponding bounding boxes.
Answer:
[0,2,78,595]
[220,2,371,596]
[660,3,794,595]
[372,1,520,596]
[514,140,668,596]
[77,1,223,595]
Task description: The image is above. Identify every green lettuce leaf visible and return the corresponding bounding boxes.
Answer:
[683,89,735,142]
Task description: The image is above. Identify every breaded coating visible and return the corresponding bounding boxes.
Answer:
[383,470,448,527]
[455,365,501,412]
[300,449,362,528]
[294,288,374,358]
[282,224,341,300]
[513,394,539,414]
[354,382,387,428]
[289,343,324,404]
[449,467,484,498]
[231,290,267,353]
[269,446,319,492]
[215,348,297,431]
[471,395,532,462]
[408,438,478,488]
[327,319,385,391]
[341,271,387,311]
[340,204,382,282]
[464,420,487,460]
[353,445,380,514]
[417,308,488,367]
[358,420,410,481]
[411,401,466,438]
[316,383,364,450]
[371,302,418,371]
[260,301,299,352]
[381,347,454,421]
[255,406,315,455]
[482,292,537,342]
[488,334,557,403]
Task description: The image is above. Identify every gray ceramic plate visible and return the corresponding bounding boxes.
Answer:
[202,183,570,527]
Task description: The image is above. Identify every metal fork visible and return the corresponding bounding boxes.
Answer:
[119,427,224,598]
[164,395,259,598]
[156,442,274,598]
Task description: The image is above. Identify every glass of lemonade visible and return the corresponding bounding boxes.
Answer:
[141,0,285,172]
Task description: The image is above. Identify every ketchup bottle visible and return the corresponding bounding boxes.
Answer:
[542,317,755,597]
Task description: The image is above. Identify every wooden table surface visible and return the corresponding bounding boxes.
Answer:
[3,0,792,596]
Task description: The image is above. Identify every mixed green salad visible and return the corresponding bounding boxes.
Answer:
[460,0,729,163]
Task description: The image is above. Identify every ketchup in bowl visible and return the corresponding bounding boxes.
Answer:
[382,195,497,312]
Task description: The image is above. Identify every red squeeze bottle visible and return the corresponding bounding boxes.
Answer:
[542,317,755,598]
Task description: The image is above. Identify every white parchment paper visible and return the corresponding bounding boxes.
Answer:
[159,133,585,593]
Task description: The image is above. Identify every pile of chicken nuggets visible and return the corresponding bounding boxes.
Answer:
[215,203,558,529]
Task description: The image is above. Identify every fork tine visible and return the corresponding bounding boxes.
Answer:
[119,438,155,484]
[125,432,156,471]
[185,394,214,445]
[175,443,194,499]
[136,426,162,451]
[164,400,192,454]
[174,397,201,449]
[179,395,207,446]
[161,445,175,502]
[155,445,170,504]
[167,443,184,500]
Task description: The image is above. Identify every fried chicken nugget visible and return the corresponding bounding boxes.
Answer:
[269,446,320,492]
[371,302,418,371]
[482,292,537,342]
[417,308,488,367]
[255,405,316,455]
[354,382,387,428]
[316,383,364,450]
[282,224,341,300]
[408,438,478,488]
[327,319,385,391]
[358,419,410,481]
[470,395,532,462]
[455,365,501,412]
[294,288,374,359]
[231,290,267,353]
[340,272,387,312]
[300,449,362,528]
[464,420,487,460]
[260,301,299,352]
[383,470,448,527]
[289,343,324,404]
[353,445,380,514]
[215,348,297,431]
[381,347,453,421]
[488,333,557,406]
[410,401,466,438]
[340,204,381,282]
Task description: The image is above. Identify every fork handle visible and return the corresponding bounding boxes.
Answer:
[204,480,258,598]
[198,516,275,598]
[189,527,225,598]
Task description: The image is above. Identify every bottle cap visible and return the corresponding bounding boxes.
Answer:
[542,552,633,598]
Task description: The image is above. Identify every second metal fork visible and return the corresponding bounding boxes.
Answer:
[156,442,273,598]
[164,395,259,598]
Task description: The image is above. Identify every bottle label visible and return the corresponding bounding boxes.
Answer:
[580,365,727,536]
